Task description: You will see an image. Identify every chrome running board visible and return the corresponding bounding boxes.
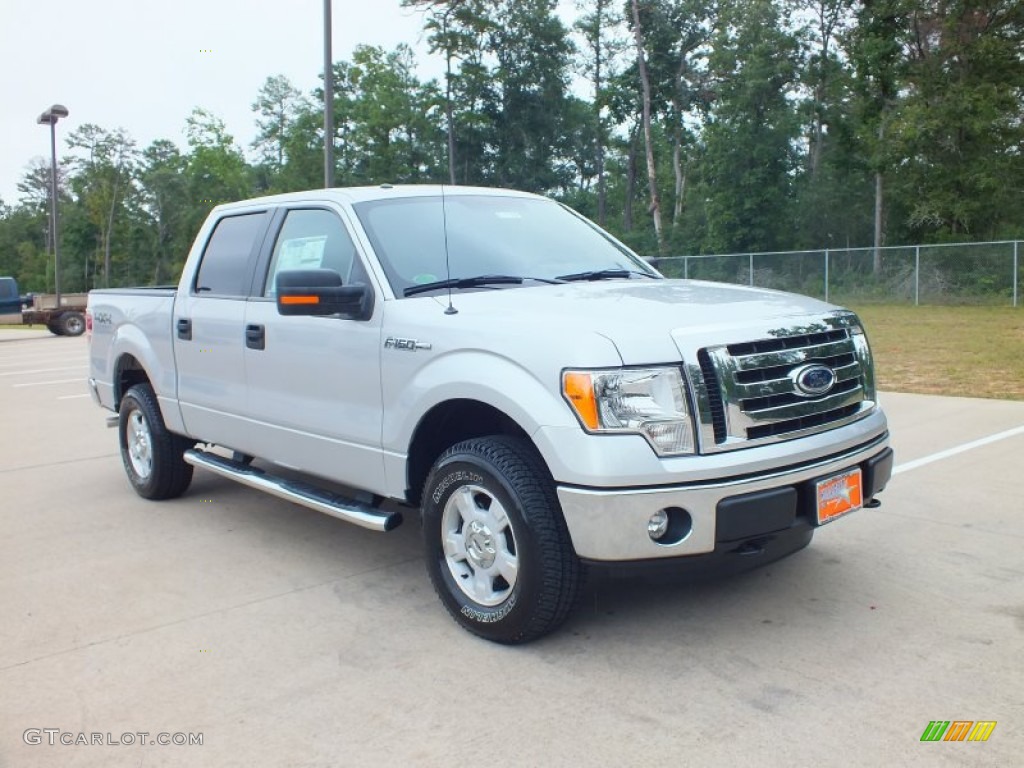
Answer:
[184,449,402,532]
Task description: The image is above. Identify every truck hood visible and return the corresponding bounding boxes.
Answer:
[430,279,844,364]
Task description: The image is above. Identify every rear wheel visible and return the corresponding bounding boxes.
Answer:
[422,436,582,644]
[46,322,64,336]
[59,311,86,337]
[119,383,194,500]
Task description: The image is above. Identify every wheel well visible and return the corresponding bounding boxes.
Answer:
[115,355,151,409]
[406,400,534,507]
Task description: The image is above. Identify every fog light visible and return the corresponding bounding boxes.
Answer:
[648,509,670,540]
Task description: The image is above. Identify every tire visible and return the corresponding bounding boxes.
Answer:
[422,436,582,644]
[47,323,64,336]
[119,383,194,500]
[59,311,86,337]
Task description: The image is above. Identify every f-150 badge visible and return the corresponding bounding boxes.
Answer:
[385,337,432,351]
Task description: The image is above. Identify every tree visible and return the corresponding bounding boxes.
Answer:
[251,75,309,176]
[182,108,253,236]
[404,0,478,183]
[138,140,189,284]
[490,0,577,191]
[344,45,445,184]
[890,0,1024,240]
[66,124,137,287]
[701,0,803,253]
[628,0,665,252]
[848,0,912,268]
[575,0,628,224]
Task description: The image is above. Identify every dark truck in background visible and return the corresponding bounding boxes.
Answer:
[0,276,88,336]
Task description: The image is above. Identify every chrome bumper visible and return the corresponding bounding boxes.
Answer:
[557,434,889,562]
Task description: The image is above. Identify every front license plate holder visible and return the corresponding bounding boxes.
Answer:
[815,468,863,525]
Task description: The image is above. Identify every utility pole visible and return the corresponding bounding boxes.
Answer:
[323,0,335,188]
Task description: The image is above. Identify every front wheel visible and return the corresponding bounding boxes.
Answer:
[119,383,194,500]
[422,436,582,644]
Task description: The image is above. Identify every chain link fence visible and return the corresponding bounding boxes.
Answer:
[647,241,1022,307]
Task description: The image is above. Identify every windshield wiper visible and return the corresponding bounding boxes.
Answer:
[403,275,561,297]
[555,268,655,282]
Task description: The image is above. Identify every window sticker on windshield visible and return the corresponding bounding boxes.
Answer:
[277,236,327,270]
[412,273,438,284]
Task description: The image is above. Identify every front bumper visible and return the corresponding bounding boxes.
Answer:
[557,434,892,562]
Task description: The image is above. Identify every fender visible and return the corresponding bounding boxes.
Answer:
[380,339,621,499]
[108,321,185,435]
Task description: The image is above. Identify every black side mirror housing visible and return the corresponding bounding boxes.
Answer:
[275,269,373,320]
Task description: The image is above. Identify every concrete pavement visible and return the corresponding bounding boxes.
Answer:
[1,333,1021,767]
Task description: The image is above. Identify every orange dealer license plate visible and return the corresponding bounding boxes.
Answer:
[815,468,863,525]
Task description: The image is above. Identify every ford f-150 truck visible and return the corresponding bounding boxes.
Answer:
[88,186,892,643]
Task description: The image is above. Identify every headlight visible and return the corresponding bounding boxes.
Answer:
[849,321,878,401]
[562,367,695,455]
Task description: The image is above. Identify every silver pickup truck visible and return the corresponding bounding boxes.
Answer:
[88,185,892,643]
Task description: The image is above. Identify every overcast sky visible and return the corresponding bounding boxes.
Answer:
[0,0,467,204]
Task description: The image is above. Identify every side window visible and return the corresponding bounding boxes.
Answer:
[194,213,267,297]
[264,209,362,297]
[0,279,14,299]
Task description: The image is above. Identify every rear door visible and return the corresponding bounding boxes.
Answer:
[240,206,387,494]
[173,210,271,447]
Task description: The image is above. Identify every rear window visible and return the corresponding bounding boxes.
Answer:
[194,213,268,297]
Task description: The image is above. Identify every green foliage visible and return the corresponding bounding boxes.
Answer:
[702,0,802,253]
[1,0,1021,292]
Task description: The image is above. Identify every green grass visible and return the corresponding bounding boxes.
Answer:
[851,305,1024,400]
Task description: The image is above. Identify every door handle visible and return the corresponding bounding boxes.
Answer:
[177,318,192,340]
[245,324,265,351]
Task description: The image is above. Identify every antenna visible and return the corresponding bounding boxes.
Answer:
[441,184,458,315]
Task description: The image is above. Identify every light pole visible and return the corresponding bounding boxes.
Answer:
[37,104,69,305]
[323,0,335,188]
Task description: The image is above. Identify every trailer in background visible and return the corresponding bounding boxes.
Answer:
[0,277,87,336]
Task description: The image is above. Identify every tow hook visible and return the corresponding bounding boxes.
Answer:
[732,537,770,557]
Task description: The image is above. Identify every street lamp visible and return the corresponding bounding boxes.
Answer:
[37,104,69,305]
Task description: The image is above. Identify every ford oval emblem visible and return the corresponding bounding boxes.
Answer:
[791,364,837,397]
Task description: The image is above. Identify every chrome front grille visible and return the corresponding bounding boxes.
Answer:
[688,315,876,452]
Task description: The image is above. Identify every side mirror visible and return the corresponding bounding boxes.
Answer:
[275,269,373,320]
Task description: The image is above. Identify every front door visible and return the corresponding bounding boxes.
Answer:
[241,207,386,495]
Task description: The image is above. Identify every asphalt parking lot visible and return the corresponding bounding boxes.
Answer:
[1,329,1021,767]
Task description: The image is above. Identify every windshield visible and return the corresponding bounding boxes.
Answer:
[351,194,658,297]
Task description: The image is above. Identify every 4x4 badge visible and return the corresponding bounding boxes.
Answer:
[384,337,432,351]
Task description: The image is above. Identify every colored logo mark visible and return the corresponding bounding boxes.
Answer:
[920,721,996,742]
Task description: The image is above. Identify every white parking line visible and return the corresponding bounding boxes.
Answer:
[0,355,89,366]
[12,378,85,388]
[893,424,1024,475]
[0,365,87,377]
[57,393,90,400]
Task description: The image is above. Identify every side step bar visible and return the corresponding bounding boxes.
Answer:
[184,449,402,532]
